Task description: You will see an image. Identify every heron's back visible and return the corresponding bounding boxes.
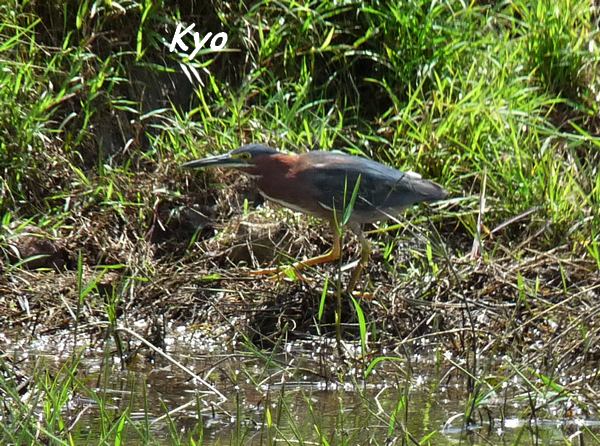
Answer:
[298,151,447,223]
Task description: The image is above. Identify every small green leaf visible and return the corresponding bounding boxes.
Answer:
[342,175,361,226]
[365,356,404,378]
[320,27,335,51]
[350,295,367,354]
[318,277,329,321]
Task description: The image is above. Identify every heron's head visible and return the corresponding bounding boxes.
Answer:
[181,144,279,176]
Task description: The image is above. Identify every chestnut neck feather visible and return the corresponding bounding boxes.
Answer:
[246,153,324,217]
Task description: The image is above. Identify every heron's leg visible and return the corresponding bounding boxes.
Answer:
[347,224,371,292]
[249,219,341,277]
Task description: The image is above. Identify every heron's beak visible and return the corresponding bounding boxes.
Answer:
[181,153,250,169]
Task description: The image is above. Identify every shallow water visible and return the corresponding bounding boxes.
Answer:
[4,329,599,445]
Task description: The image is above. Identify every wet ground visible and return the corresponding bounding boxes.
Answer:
[5,326,599,445]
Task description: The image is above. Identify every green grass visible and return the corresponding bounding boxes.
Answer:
[1,0,600,444]
[1,0,598,246]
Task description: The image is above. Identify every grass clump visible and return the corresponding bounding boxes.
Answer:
[516,0,595,99]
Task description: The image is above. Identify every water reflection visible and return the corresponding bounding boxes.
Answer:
[5,332,599,446]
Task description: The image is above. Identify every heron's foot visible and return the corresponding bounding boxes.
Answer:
[346,231,371,294]
[247,266,281,276]
[247,247,341,283]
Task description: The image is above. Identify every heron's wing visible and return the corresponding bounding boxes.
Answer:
[300,159,446,215]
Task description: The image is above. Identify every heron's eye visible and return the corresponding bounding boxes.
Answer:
[238,152,252,160]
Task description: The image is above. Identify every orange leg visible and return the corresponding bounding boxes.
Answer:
[249,220,341,278]
[346,229,371,293]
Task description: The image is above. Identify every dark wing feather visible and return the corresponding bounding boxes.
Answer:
[299,152,446,221]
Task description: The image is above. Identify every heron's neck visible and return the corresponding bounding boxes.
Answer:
[245,153,297,180]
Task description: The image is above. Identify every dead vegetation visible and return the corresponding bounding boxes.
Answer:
[2,165,599,386]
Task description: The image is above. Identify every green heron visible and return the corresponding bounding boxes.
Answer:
[182,144,447,290]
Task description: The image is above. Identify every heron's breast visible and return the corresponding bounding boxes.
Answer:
[254,157,325,216]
